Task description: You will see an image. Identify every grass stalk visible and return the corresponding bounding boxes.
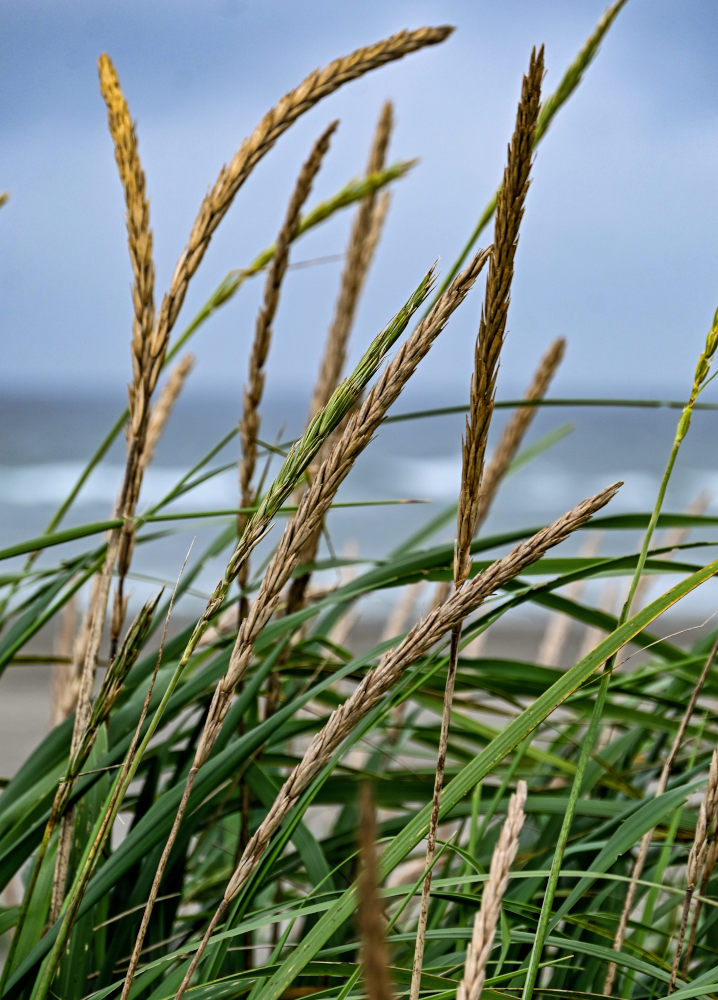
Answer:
[358,785,396,1000]
[237,120,337,616]
[176,480,619,998]
[51,52,159,917]
[524,303,718,1000]
[119,266,436,998]
[429,0,628,306]
[411,47,544,1000]
[457,781,527,1000]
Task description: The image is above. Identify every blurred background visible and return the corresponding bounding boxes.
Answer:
[2,0,718,601]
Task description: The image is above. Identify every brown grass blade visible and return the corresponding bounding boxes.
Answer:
[358,786,396,1000]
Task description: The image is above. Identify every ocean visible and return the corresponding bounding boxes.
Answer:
[2,385,717,620]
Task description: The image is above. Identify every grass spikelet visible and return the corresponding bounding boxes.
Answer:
[97,53,155,435]
[358,786,396,1000]
[457,781,527,1000]
[175,481,619,999]
[457,45,544,585]
[155,26,452,368]
[144,352,194,467]
[310,101,394,420]
[237,120,338,610]
[669,747,718,992]
[97,50,155,638]
[119,267,437,997]
[52,53,159,916]
[412,50,543,998]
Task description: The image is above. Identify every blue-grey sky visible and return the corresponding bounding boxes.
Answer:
[3,1,717,398]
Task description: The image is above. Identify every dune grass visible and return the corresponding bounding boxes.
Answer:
[2,5,718,1000]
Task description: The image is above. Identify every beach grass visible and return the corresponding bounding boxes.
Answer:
[2,5,718,1000]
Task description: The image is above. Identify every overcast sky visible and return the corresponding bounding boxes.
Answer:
[3,1,717,399]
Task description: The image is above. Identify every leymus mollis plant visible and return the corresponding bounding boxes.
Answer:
[411,46,543,999]
[46,20,449,935]
[51,52,157,922]
[117,262,439,996]
[12,8,718,1000]
[175,481,621,998]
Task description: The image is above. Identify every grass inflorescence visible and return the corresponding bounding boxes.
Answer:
[2,8,718,1000]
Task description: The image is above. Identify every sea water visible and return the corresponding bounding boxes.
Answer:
[1,385,717,622]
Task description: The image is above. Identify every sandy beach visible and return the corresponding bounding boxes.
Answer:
[2,607,709,783]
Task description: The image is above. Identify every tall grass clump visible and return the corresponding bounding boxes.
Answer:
[2,5,718,1000]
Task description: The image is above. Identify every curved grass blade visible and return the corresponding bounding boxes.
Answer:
[256,558,718,1000]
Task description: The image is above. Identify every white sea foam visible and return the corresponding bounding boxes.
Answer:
[0,462,239,509]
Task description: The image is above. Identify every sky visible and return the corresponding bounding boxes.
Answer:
[3,0,718,399]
